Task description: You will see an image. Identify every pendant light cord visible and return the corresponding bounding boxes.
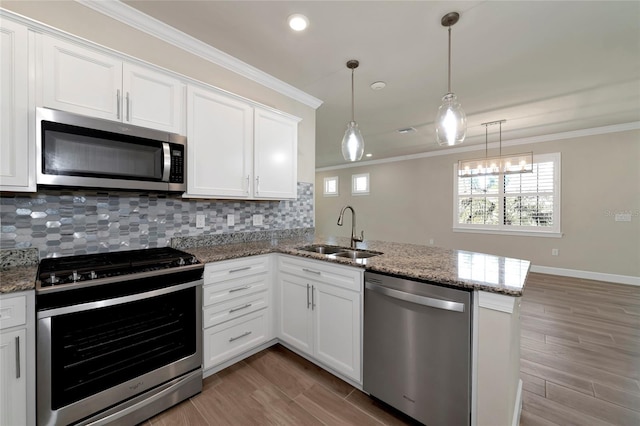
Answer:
[351,68,355,121]
[448,26,452,94]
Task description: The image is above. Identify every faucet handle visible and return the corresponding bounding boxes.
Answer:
[354,230,364,243]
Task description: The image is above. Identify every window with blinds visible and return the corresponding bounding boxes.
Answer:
[454,152,561,236]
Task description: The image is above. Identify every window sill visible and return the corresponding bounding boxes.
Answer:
[453,227,563,238]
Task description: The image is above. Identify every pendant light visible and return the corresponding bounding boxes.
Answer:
[435,12,467,146]
[341,60,365,162]
[458,120,533,176]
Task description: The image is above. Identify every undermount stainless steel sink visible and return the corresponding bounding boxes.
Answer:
[297,245,382,260]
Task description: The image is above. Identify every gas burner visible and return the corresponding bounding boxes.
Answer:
[36,247,202,292]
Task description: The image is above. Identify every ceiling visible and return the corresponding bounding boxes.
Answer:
[123,0,640,168]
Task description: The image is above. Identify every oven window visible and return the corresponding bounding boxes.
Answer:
[50,288,196,409]
[42,121,163,181]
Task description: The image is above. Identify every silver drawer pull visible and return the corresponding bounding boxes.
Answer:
[15,336,20,379]
[302,268,321,275]
[229,331,252,342]
[229,266,251,273]
[229,285,250,293]
[229,303,252,313]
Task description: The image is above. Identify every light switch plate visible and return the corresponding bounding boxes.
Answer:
[196,214,205,228]
[252,214,263,226]
[227,214,234,227]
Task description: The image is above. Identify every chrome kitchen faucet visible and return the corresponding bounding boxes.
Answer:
[337,205,364,249]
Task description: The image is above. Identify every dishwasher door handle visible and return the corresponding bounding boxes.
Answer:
[365,281,465,312]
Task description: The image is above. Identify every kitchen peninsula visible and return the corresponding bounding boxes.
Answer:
[0,236,527,426]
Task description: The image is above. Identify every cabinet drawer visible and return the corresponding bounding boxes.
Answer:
[203,292,268,329]
[204,256,269,284]
[0,295,26,330]
[278,255,362,292]
[203,309,268,369]
[203,274,268,307]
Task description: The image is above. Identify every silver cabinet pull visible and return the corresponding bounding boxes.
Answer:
[229,266,251,274]
[15,336,20,379]
[255,176,260,195]
[229,331,252,342]
[125,91,130,121]
[116,89,121,119]
[311,285,316,310]
[307,284,311,309]
[229,303,252,313]
[229,285,250,293]
[303,268,321,275]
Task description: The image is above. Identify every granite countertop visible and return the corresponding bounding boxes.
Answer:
[185,236,530,296]
[0,237,530,296]
[0,265,38,293]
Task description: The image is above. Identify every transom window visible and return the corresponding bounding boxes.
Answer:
[352,173,370,195]
[454,152,561,236]
[323,176,339,197]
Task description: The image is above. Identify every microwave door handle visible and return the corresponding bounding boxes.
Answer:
[162,143,171,182]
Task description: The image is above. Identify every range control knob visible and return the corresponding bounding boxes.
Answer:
[89,271,97,280]
[71,270,79,282]
[178,257,186,266]
[190,256,198,264]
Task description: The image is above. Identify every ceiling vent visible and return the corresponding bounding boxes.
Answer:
[397,127,417,134]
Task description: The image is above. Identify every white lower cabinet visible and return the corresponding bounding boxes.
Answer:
[0,291,35,426]
[277,255,363,383]
[202,255,272,372]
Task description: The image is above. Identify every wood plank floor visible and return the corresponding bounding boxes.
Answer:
[144,273,640,425]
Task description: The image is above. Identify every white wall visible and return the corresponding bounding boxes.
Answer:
[316,129,640,277]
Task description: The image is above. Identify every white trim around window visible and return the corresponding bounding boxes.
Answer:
[352,173,370,195]
[453,152,562,237]
[323,176,339,197]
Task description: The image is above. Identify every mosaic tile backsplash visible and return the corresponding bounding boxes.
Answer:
[0,182,314,258]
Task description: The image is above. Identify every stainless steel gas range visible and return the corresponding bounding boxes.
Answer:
[35,247,204,426]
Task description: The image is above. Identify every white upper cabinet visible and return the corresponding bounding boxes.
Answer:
[41,35,185,134]
[0,19,33,191]
[254,107,298,199]
[186,85,253,198]
[186,85,300,200]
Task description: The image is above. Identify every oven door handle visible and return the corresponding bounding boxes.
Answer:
[37,279,203,319]
[162,142,171,182]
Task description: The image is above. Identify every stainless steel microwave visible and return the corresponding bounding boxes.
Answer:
[36,107,186,192]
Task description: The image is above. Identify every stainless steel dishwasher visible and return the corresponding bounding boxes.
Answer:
[363,272,472,426]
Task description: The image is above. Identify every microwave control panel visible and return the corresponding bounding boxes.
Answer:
[169,145,184,183]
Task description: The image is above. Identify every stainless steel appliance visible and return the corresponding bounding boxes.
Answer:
[36,247,203,426]
[363,272,472,426]
[36,107,186,192]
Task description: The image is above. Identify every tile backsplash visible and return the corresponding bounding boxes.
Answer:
[0,183,314,258]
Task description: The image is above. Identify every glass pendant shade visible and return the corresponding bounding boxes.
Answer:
[341,121,365,162]
[436,93,467,146]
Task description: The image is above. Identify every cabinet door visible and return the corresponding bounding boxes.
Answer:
[0,20,31,190]
[42,35,122,120]
[253,108,298,199]
[278,273,314,355]
[123,62,185,134]
[186,86,253,198]
[0,329,27,426]
[314,283,361,382]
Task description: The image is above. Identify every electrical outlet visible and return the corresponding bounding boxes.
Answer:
[615,213,632,222]
[227,214,234,227]
[252,214,263,226]
[196,214,205,228]
[429,239,434,245]
[552,248,559,256]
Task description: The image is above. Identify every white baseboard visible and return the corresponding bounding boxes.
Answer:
[531,265,640,286]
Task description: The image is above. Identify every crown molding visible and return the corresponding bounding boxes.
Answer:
[74,0,323,110]
[316,121,640,172]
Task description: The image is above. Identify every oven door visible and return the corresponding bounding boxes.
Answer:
[36,107,186,192]
[37,281,202,426]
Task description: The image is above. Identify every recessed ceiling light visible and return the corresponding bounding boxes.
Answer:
[288,14,309,31]
[370,81,386,90]
[397,127,417,134]
[365,153,373,158]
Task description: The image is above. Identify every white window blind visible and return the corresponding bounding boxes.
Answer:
[454,153,561,236]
